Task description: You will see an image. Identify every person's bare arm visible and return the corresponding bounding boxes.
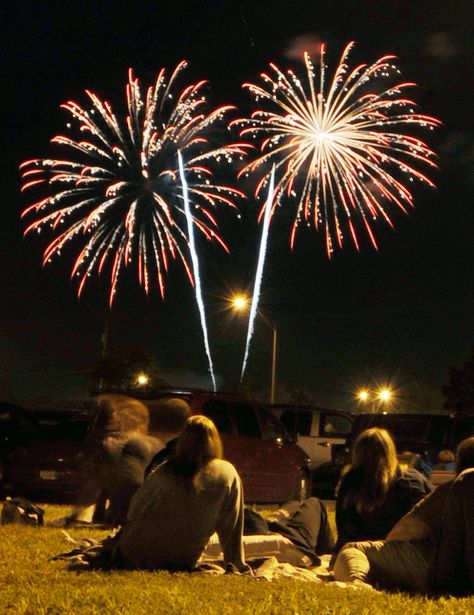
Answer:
[386,511,431,541]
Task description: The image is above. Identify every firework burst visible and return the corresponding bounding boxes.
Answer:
[20,62,248,304]
[233,42,440,256]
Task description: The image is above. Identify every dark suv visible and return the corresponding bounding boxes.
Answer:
[342,412,474,485]
[0,403,42,493]
[5,406,92,499]
[95,388,312,504]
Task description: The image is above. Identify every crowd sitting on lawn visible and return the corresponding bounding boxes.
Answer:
[53,394,473,595]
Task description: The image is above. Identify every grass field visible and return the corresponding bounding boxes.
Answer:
[0,503,472,614]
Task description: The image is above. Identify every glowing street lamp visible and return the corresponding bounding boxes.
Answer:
[230,294,278,404]
[378,388,391,402]
[232,295,249,311]
[357,387,393,412]
[136,372,149,387]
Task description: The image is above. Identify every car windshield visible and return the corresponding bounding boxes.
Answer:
[41,417,91,442]
[350,414,448,443]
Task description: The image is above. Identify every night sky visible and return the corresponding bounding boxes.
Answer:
[2,1,473,410]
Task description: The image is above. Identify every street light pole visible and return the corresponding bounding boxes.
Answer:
[258,311,277,405]
[230,294,278,404]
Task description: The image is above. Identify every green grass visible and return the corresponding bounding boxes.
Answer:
[0,504,472,614]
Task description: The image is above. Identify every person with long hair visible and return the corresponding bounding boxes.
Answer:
[334,428,431,553]
[334,436,474,594]
[115,415,248,571]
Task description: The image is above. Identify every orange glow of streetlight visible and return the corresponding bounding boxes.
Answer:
[357,386,394,412]
[231,294,249,312]
[378,388,392,402]
[136,373,149,386]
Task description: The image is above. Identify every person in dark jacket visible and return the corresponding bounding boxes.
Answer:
[334,427,432,553]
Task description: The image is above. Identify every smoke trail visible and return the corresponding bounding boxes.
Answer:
[240,165,275,381]
[178,150,217,391]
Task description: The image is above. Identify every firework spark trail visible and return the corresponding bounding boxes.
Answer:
[178,150,216,391]
[233,42,440,255]
[240,165,275,382]
[20,64,249,305]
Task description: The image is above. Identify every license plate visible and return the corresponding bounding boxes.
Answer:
[40,471,59,480]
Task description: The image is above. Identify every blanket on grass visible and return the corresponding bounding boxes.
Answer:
[51,531,370,589]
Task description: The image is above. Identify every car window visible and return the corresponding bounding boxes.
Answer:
[202,400,233,434]
[320,413,353,438]
[280,410,312,437]
[453,416,474,446]
[46,419,90,442]
[0,406,39,438]
[230,403,261,439]
[279,410,297,436]
[258,407,288,442]
[14,411,40,436]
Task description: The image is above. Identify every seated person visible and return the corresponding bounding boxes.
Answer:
[432,449,456,472]
[333,436,474,595]
[144,397,191,477]
[113,415,248,571]
[71,394,163,527]
[203,498,335,567]
[334,428,432,553]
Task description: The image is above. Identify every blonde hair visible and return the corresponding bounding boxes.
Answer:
[170,415,223,489]
[343,427,399,514]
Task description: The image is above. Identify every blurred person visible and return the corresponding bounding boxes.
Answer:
[114,415,248,571]
[71,394,163,527]
[144,397,191,476]
[333,436,474,595]
[334,428,432,553]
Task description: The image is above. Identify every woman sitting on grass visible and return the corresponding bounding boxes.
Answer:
[334,428,432,553]
[114,415,248,571]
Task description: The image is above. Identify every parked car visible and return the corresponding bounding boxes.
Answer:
[269,404,354,467]
[268,404,354,498]
[0,402,42,493]
[5,406,93,500]
[92,389,312,504]
[342,412,474,486]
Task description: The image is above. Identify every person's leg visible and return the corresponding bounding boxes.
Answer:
[266,500,301,522]
[269,497,335,555]
[287,497,334,553]
[334,539,431,592]
[432,468,474,594]
[333,542,371,582]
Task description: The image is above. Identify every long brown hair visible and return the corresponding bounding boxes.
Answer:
[170,415,223,489]
[342,427,399,514]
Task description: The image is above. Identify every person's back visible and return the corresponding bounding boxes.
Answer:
[336,466,430,549]
[118,457,243,569]
[335,428,431,551]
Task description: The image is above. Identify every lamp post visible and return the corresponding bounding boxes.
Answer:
[231,294,278,404]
